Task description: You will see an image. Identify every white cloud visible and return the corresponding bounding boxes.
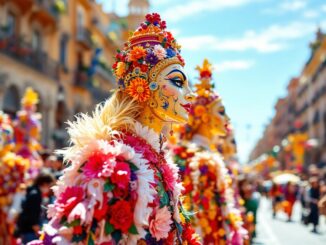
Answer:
[322,5,326,12]
[214,60,255,72]
[179,21,317,53]
[303,10,319,19]
[279,0,307,11]
[262,0,307,15]
[162,0,260,22]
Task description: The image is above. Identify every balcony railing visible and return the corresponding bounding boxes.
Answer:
[74,67,89,88]
[35,0,59,17]
[0,34,59,80]
[95,65,115,83]
[76,27,93,49]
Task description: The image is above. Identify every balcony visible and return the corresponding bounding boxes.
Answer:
[0,34,59,80]
[95,65,115,83]
[6,0,34,14]
[74,67,89,88]
[77,0,93,9]
[30,0,60,29]
[76,27,93,49]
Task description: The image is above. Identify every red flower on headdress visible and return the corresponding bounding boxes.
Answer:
[177,54,185,66]
[109,200,133,233]
[160,21,167,29]
[146,13,161,24]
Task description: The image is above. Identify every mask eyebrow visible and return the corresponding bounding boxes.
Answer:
[166,69,186,81]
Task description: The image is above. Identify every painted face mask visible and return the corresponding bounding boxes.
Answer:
[112,13,194,124]
[186,59,230,138]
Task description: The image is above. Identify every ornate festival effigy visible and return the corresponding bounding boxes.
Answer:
[172,59,247,245]
[29,13,200,245]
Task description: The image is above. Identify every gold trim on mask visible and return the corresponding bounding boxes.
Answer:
[149,57,183,83]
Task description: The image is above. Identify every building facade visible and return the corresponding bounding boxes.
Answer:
[249,29,326,167]
[0,0,149,149]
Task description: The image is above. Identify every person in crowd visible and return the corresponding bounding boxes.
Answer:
[299,181,310,224]
[283,182,298,222]
[307,177,320,233]
[239,178,260,241]
[16,172,54,244]
[318,181,326,218]
[270,182,283,218]
[44,154,63,179]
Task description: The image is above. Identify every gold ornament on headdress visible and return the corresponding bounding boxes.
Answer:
[21,87,39,107]
[194,59,214,96]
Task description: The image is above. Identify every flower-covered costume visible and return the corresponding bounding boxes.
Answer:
[34,123,198,244]
[30,13,200,245]
[172,60,247,244]
[13,87,42,179]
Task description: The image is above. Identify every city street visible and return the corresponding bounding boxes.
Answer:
[255,198,326,245]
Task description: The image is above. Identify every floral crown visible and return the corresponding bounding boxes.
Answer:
[190,59,221,125]
[112,13,184,102]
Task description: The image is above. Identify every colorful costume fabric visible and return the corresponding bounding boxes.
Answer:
[0,112,28,244]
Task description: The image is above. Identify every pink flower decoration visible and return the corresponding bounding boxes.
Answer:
[153,45,166,60]
[83,152,115,179]
[55,186,84,217]
[149,206,173,241]
[161,164,176,192]
[67,202,87,224]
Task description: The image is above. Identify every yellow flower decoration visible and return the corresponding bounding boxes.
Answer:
[194,105,206,117]
[126,77,150,102]
[115,62,126,78]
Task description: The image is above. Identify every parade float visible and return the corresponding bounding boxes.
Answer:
[13,87,43,180]
[172,59,247,244]
[0,112,28,244]
[30,13,200,244]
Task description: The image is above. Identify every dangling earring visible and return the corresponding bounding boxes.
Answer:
[170,122,174,136]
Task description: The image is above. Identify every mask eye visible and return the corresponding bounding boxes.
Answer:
[167,77,184,88]
[219,108,225,116]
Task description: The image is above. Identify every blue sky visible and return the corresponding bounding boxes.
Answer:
[98,0,326,163]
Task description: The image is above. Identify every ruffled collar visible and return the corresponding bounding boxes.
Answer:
[133,122,162,153]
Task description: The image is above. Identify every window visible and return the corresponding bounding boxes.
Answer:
[32,30,42,51]
[60,35,68,67]
[7,12,16,36]
[77,7,84,37]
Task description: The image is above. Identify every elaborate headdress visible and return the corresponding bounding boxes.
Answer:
[112,13,184,102]
[189,59,221,127]
[21,87,39,107]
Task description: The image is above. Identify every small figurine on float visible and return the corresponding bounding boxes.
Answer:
[172,59,247,245]
[29,13,200,244]
[13,87,43,179]
[0,111,28,244]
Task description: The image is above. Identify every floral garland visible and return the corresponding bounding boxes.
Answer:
[112,13,184,103]
[173,142,246,245]
[0,153,28,205]
[32,123,200,245]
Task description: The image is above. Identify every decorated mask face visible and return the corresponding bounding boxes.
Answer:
[149,63,193,123]
[210,100,230,136]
